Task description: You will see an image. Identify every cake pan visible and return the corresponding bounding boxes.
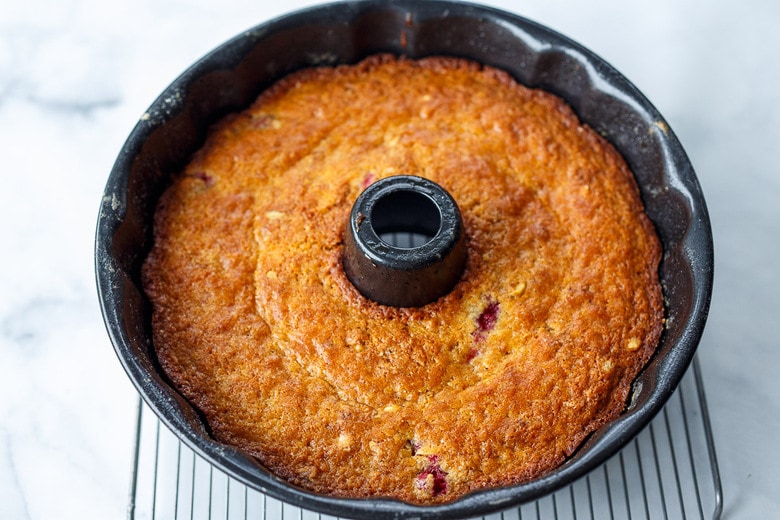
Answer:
[95,1,713,518]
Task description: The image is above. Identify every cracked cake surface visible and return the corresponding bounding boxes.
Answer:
[142,55,664,504]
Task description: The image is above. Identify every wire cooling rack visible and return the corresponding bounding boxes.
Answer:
[128,357,722,520]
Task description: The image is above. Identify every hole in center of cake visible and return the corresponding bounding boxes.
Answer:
[370,189,441,249]
[342,175,466,307]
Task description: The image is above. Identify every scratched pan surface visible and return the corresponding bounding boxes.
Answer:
[95,1,714,518]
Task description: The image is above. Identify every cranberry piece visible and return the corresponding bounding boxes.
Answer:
[415,456,448,496]
[472,299,499,342]
[184,171,213,186]
[360,172,376,189]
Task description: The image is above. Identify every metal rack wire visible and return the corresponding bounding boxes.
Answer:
[128,357,722,520]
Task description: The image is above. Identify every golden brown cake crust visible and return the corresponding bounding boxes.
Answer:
[142,54,664,504]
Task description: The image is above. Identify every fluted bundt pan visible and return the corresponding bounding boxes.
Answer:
[95,2,713,518]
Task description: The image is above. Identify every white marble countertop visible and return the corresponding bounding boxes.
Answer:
[1,0,778,518]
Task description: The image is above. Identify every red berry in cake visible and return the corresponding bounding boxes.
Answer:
[472,299,499,343]
[185,171,213,186]
[415,455,448,496]
[360,172,376,189]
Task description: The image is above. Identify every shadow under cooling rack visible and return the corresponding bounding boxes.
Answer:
[128,357,722,520]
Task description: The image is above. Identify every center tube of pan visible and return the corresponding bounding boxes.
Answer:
[342,175,467,307]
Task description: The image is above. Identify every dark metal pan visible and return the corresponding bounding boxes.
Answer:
[95,1,713,518]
